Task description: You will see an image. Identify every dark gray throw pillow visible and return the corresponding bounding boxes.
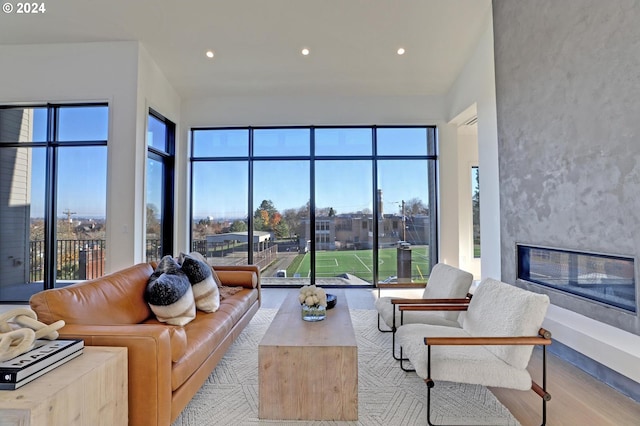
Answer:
[145,255,196,325]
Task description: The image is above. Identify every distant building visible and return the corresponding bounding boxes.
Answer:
[302,211,429,251]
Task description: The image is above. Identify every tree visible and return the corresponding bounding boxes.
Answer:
[328,207,336,217]
[271,212,282,226]
[472,167,481,248]
[253,199,282,232]
[403,198,429,216]
[273,221,290,239]
[230,220,247,232]
[146,203,161,236]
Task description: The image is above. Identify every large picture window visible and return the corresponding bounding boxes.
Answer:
[190,126,437,287]
[0,104,108,301]
[146,110,175,262]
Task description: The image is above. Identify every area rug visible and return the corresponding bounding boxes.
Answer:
[172,309,520,426]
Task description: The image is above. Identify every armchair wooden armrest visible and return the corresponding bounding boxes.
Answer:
[391,296,471,305]
[399,305,469,312]
[423,328,552,346]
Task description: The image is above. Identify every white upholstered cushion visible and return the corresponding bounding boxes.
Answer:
[375,263,473,328]
[463,278,550,369]
[396,323,533,390]
[375,296,461,329]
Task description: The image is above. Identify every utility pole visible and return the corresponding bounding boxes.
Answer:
[63,209,76,234]
[401,200,406,242]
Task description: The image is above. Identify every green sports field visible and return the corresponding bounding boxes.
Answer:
[288,246,430,283]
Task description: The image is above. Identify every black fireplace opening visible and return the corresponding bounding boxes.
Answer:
[517,244,636,313]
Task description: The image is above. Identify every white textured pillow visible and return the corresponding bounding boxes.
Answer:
[145,264,196,326]
[180,254,220,313]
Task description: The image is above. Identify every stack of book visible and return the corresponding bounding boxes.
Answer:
[0,339,84,390]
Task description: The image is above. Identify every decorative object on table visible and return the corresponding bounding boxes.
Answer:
[0,308,65,362]
[326,293,337,309]
[0,338,84,390]
[298,285,328,321]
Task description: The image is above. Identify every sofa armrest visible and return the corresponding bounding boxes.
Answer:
[214,265,260,289]
[59,323,174,426]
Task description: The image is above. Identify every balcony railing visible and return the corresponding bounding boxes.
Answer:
[29,239,269,282]
[29,239,106,282]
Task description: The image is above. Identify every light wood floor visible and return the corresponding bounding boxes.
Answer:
[262,288,640,425]
[491,349,640,425]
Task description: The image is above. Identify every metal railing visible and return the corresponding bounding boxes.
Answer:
[29,238,269,282]
[29,239,106,282]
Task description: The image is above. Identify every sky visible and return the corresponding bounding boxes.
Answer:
[191,128,433,219]
[13,110,434,221]
[26,107,108,219]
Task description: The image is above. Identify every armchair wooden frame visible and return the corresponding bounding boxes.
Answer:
[420,328,552,426]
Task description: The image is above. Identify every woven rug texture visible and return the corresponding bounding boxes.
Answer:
[172,308,520,426]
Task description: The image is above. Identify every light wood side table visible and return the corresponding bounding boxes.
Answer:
[0,346,128,426]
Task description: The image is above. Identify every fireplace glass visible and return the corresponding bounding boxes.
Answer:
[517,245,636,313]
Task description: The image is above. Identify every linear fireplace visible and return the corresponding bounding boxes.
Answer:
[517,245,636,312]
[516,244,639,335]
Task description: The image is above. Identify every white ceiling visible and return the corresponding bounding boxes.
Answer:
[0,0,492,99]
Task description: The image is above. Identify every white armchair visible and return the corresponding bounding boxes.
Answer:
[396,278,552,425]
[375,263,474,359]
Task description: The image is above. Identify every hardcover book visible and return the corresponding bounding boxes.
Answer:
[0,350,83,390]
[0,339,84,385]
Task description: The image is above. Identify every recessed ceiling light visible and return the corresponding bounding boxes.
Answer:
[397,48,406,55]
[301,48,310,56]
[205,50,214,58]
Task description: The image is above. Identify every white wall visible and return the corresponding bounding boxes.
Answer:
[445,13,500,280]
[436,124,461,268]
[182,94,446,127]
[0,42,140,273]
[456,126,480,278]
[137,45,182,258]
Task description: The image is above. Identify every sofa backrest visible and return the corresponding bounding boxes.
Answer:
[422,263,474,321]
[462,278,550,369]
[30,263,154,325]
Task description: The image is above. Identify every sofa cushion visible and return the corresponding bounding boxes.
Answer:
[181,254,221,313]
[170,289,258,390]
[145,256,196,326]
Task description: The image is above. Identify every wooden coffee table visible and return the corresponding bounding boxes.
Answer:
[258,289,358,420]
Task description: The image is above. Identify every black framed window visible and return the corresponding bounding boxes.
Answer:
[146,109,175,262]
[0,104,108,302]
[190,126,438,287]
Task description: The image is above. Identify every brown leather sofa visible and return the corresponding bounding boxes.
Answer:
[29,262,261,426]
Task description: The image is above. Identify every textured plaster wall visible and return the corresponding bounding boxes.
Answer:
[493,0,640,335]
